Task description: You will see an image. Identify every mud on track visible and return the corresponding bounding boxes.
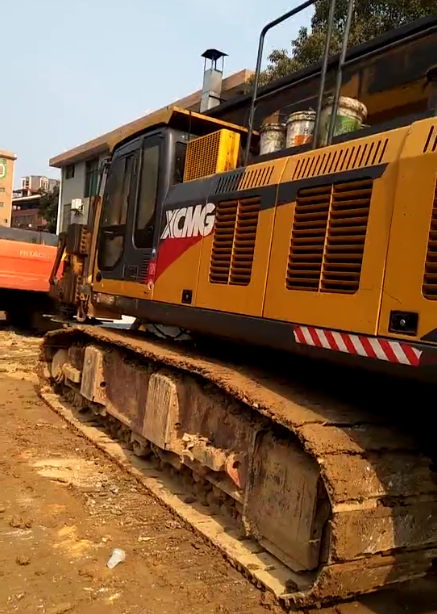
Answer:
[39,325,437,608]
[0,327,436,614]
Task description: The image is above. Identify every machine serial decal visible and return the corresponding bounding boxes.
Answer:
[160,203,216,240]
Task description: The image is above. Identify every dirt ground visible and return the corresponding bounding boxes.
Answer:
[0,329,273,614]
[0,327,436,614]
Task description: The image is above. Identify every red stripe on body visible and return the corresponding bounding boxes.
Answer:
[341,332,357,355]
[308,327,323,347]
[294,326,306,344]
[294,325,421,367]
[154,235,202,282]
[400,343,420,366]
[359,335,378,359]
[324,329,340,352]
[379,339,399,363]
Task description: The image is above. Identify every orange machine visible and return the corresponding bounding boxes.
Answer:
[0,227,57,327]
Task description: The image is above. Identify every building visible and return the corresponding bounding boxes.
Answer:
[11,194,47,230]
[49,63,253,234]
[17,175,60,198]
[11,176,59,230]
[0,150,17,227]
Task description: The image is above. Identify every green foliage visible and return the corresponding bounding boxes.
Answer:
[38,185,59,234]
[251,0,437,87]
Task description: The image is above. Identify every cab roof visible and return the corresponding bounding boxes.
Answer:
[110,105,258,152]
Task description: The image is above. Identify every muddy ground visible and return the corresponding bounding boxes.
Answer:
[0,327,435,614]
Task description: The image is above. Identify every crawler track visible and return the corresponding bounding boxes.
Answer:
[38,325,437,610]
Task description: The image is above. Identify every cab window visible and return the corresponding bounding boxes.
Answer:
[134,142,160,249]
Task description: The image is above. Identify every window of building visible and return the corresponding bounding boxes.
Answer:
[66,164,75,180]
[0,202,3,208]
[84,158,100,197]
[0,187,5,193]
[134,143,159,249]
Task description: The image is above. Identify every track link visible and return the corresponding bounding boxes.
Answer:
[38,325,437,609]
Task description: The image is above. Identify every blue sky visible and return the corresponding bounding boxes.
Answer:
[4,0,313,184]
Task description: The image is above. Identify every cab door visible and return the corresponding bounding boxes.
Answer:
[96,149,138,286]
[94,134,162,298]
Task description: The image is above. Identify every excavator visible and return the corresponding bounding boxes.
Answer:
[40,0,437,609]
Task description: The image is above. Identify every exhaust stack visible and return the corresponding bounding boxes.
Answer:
[200,49,227,113]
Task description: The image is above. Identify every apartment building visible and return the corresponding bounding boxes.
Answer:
[0,150,17,227]
[49,60,252,234]
[18,175,60,197]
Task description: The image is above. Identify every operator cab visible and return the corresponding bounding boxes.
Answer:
[96,107,250,286]
[97,126,188,278]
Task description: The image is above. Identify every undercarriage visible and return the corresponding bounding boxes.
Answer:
[38,325,437,609]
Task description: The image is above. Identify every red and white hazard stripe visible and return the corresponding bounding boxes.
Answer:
[293,325,422,367]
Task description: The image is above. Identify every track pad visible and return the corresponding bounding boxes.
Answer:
[244,429,324,572]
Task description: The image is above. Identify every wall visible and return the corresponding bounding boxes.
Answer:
[59,160,86,233]
[0,150,16,227]
[57,156,104,233]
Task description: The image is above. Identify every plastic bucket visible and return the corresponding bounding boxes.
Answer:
[259,122,285,155]
[285,111,316,148]
[319,96,367,146]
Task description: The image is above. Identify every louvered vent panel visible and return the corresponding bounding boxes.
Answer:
[140,256,151,281]
[215,165,275,194]
[209,200,238,284]
[209,197,260,286]
[239,166,274,190]
[292,138,388,181]
[215,171,244,195]
[321,179,372,294]
[422,182,437,299]
[286,186,331,290]
[230,197,260,286]
[287,178,373,294]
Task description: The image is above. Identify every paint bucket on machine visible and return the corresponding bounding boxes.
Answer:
[259,122,286,155]
[285,110,316,148]
[318,96,367,146]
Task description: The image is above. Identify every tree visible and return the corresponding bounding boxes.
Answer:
[38,185,59,233]
[253,0,437,87]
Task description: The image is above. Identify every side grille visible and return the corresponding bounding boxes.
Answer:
[215,164,275,194]
[422,181,437,299]
[209,197,260,286]
[140,256,151,281]
[292,138,388,181]
[286,186,331,291]
[183,129,240,183]
[321,179,372,293]
[184,132,220,182]
[215,171,244,195]
[287,179,373,294]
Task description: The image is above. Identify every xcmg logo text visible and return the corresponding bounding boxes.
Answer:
[160,203,216,239]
